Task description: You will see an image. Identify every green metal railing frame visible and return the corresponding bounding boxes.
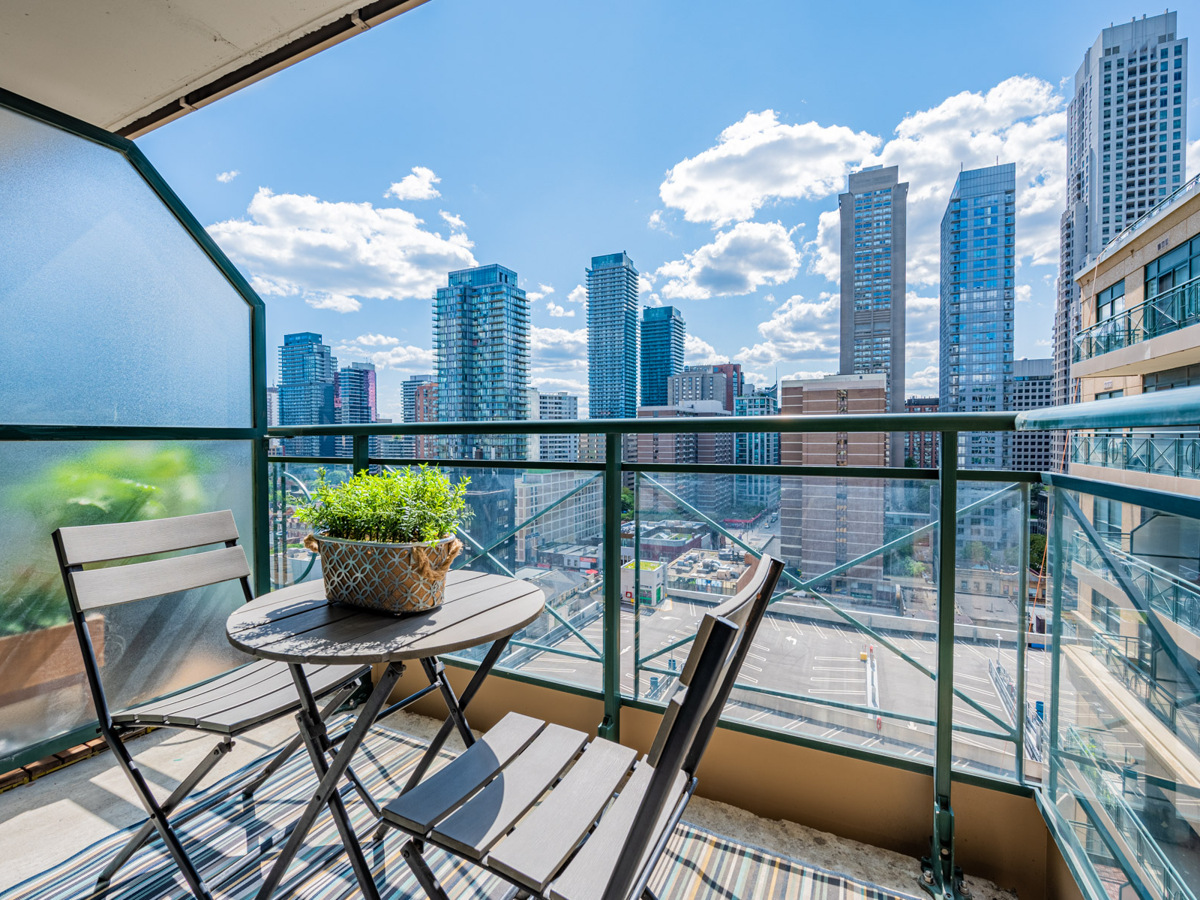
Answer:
[0,88,268,774]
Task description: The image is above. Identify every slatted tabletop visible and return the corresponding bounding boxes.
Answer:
[226,571,545,666]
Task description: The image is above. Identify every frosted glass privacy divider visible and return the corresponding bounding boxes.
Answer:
[0,101,252,428]
[0,440,255,765]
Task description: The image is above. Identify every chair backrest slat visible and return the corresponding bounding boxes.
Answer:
[69,545,251,611]
[56,510,240,566]
[647,555,783,768]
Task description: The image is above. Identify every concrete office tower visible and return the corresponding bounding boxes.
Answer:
[587,252,639,419]
[434,264,530,460]
[1053,13,1188,455]
[939,163,1017,470]
[636,400,733,519]
[278,332,337,457]
[1010,358,1054,472]
[412,380,438,459]
[640,305,685,407]
[734,387,780,508]
[839,166,907,466]
[514,471,601,564]
[903,397,939,468]
[667,367,727,407]
[527,388,579,462]
[779,374,886,602]
[265,385,279,428]
[335,361,377,458]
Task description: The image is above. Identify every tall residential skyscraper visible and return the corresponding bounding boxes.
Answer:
[839,166,907,451]
[1054,13,1188,443]
[640,305,685,406]
[939,163,1017,470]
[734,386,780,509]
[1010,358,1054,472]
[434,264,530,459]
[335,361,377,458]
[278,332,337,457]
[587,252,639,419]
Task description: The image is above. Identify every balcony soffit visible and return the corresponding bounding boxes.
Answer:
[0,0,428,137]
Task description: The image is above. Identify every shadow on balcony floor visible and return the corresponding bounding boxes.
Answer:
[0,713,1014,900]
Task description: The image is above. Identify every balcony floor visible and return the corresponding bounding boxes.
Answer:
[0,711,1015,900]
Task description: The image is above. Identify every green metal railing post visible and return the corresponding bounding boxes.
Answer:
[1047,487,1065,801]
[352,433,370,476]
[924,431,962,899]
[1015,482,1029,783]
[599,432,623,740]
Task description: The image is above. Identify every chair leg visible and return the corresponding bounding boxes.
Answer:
[243,680,359,799]
[401,839,452,900]
[97,736,232,895]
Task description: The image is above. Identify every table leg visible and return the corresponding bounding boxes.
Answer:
[253,662,402,900]
[400,637,511,795]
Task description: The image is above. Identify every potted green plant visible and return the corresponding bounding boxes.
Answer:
[298,466,471,615]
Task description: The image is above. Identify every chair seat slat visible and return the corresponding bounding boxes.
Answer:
[547,764,687,900]
[433,724,588,860]
[57,511,239,565]
[72,546,250,610]
[382,712,545,835]
[486,738,638,892]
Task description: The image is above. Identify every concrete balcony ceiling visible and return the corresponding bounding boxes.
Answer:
[0,0,428,136]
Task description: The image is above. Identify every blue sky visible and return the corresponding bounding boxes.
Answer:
[139,0,1200,419]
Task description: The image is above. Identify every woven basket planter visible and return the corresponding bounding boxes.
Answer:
[304,534,463,615]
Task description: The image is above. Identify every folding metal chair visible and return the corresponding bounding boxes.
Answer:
[53,510,369,900]
[378,554,785,900]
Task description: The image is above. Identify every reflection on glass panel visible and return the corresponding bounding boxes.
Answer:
[270,461,605,693]
[0,441,254,763]
[0,104,252,427]
[1046,487,1200,900]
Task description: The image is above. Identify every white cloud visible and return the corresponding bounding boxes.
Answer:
[780,368,836,383]
[354,333,401,347]
[659,111,880,226]
[738,292,840,373]
[385,166,441,201]
[657,221,801,300]
[647,209,673,234]
[527,282,555,302]
[870,76,1067,285]
[439,210,466,230]
[208,186,476,311]
[907,365,939,393]
[532,326,588,370]
[531,376,587,395]
[1016,284,1032,304]
[216,170,240,184]
[334,339,434,371]
[546,301,575,318]
[567,285,587,305]
[308,293,361,313]
[685,334,724,366]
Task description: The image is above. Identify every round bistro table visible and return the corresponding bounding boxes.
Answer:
[226,569,545,900]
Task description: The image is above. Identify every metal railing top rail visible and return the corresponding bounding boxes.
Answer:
[267,410,1019,438]
[1017,386,1200,433]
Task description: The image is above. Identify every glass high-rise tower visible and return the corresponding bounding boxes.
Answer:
[939,163,1017,469]
[1053,13,1188,444]
[640,305,685,407]
[278,331,337,457]
[587,252,639,419]
[434,264,530,459]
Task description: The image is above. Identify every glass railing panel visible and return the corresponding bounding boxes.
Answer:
[628,471,950,766]
[949,481,1026,780]
[0,441,254,767]
[1045,486,1200,900]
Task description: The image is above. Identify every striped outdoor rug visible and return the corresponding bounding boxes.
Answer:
[4,723,916,900]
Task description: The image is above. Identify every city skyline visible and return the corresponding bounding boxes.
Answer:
[137,2,1199,420]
